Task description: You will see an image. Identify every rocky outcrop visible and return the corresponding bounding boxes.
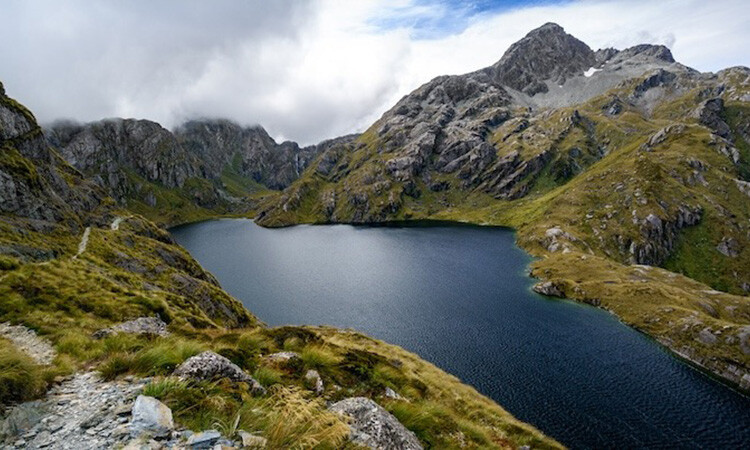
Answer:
[1,86,103,223]
[533,281,565,298]
[185,429,221,448]
[92,317,169,339]
[694,98,731,139]
[329,397,423,450]
[174,119,327,190]
[45,118,330,212]
[716,237,741,257]
[486,23,596,96]
[173,351,265,394]
[631,69,677,99]
[627,206,702,265]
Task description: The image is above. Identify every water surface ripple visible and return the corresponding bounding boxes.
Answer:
[171,219,750,449]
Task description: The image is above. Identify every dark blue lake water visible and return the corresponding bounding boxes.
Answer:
[171,219,750,449]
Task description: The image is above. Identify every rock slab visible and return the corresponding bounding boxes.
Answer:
[93,317,169,339]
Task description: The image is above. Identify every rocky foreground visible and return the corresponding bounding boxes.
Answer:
[0,321,419,450]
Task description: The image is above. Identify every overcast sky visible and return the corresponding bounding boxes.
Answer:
[2,0,748,145]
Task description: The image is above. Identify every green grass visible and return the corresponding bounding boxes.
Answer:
[0,339,46,405]
[98,338,206,380]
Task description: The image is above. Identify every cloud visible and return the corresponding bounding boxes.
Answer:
[0,0,748,145]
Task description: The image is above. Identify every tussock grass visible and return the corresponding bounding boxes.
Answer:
[98,338,205,380]
[253,366,283,387]
[0,339,46,405]
[299,345,342,369]
[248,386,349,449]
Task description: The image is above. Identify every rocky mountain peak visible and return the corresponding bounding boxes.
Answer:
[616,44,675,63]
[487,22,595,96]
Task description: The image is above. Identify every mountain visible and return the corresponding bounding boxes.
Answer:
[45,118,351,225]
[0,82,559,448]
[256,23,750,392]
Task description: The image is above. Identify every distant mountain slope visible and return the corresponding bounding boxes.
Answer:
[256,23,750,392]
[44,118,355,225]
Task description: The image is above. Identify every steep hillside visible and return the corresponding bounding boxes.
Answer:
[256,24,750,392]
[45,119,351,226]
[1,83,559,448]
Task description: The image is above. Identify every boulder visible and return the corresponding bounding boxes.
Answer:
[384,387,403,400]
[129,395,174,438]
[265,351,301,365]
[93,317,169,339]
[716,237,740,257]
[186,429,221,449]
[329,397,423,450]
[173,351,265,394]
[305,369,324,395]
[237,430,268,448]
[696,328,718,345]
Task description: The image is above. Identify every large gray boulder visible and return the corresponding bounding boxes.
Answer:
[329,397,423,450]
[92,317,169,339]
[129,395,173,438]
[173,351,265,394]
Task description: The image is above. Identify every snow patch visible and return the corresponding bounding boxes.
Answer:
[584,67,601,77]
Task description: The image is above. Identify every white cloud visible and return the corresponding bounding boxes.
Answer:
[0,0,747,145]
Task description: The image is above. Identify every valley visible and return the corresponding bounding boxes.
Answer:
[1,20,749,450]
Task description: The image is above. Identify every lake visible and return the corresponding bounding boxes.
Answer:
[171,219,750,449]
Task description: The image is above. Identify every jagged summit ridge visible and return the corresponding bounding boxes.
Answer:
[487,22,596,96]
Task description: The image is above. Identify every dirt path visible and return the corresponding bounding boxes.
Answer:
[0,323,56,365]
[0,372,147,449]
[72,227,91,259]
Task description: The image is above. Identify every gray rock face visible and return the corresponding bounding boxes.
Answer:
[175,119,337,190]
[173,351,265,394]
[329,397,423,450]
[45,117,332,210]
[92,317,169,339]
[130,395,174,438]
[486,23,596,96]
[47,118,202,191]
[694,98,732,139]
[627,206,703,266]
[533,281,565,298]
[0,87,103,223]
